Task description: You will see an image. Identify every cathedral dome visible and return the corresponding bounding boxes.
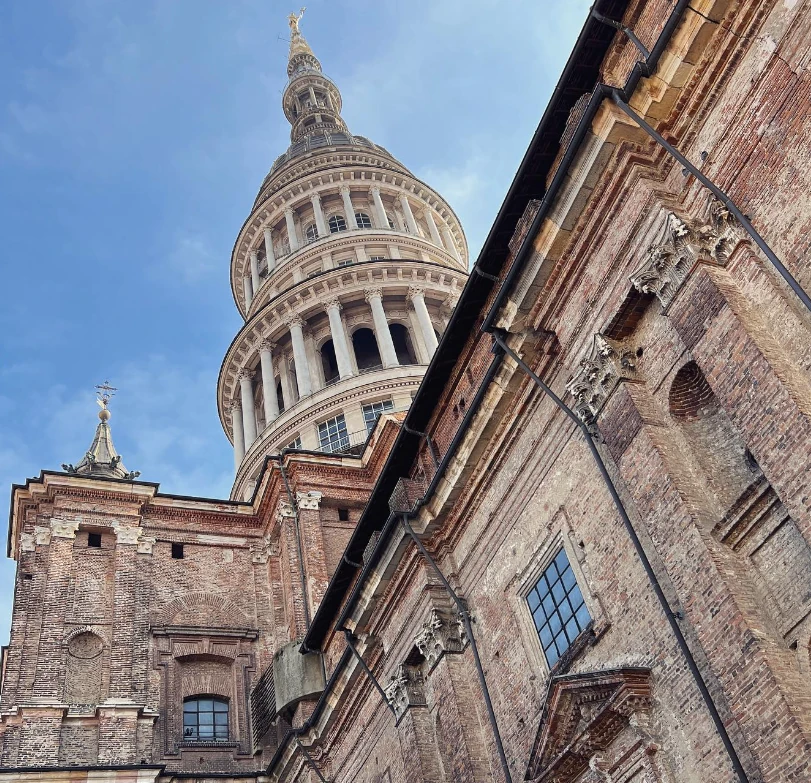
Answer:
[218,11,468,500]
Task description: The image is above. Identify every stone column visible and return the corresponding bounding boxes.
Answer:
[440,224,461,262]
[370,185,388,229]
[325,299,354,380]
[341,185,358,229]
[310,193,327,238]
[366,288,398,368]
[285,207,299,251]
[408,287,439,356]
[238,369,258,446]
[263,227,276,273]
[399,193,418,234]
[249,250,261,294]
[243,276,253,309]
[288,316,313,398]
[231,401,245,469]
[279,357,294,409]
[259,340,280,425]
[424,209,443,247]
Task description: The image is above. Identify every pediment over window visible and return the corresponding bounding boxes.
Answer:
[526,667,653,782]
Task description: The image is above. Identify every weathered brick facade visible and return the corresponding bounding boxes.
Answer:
[3,0,811,781]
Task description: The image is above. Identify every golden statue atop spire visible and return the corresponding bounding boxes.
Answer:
[288,7,305,37]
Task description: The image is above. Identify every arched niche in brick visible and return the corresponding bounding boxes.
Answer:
[64,631,105,706]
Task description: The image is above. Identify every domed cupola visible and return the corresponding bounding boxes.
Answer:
[218,11,469,500]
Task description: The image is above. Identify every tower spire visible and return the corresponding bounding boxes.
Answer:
[282,9,347,142]
[61,381,140,481]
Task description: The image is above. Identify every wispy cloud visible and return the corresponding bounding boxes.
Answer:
[162,233,219,284]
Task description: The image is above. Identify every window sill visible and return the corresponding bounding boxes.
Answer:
[178,740,238,749]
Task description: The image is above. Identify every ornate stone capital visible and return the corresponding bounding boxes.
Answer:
[384,664,426,722]
[324,297,342,313]
[230,399,242,413]
[284,206,295,216]
[406,286,425,302]
[364,287,383,303]
[20,533,35,553]
[34,526,52,546]
[630,201,739,309]
[340,184,351,195]
[250,249,259,260]
[112,523,142,546]
[369,185,381,195]
[258,338,275,354]
[50,518,80,539]
[276,500,295,523]
[237,368,255,382]
[251,545,269,564]
[136,536,156,555]
[414,608,467,671]
[566,334,638,427]
[296,491,323,510]
[285,314,305,329]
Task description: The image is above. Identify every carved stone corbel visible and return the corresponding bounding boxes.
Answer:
[414,608,467,671]
[384,664,427,723]
[49,518,80,539]
[566,334,638,426]
[296,491,323,510]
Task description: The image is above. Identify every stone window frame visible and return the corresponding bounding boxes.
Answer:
[511,510,607,675]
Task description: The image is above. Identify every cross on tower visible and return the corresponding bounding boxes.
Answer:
[95,380,117,409]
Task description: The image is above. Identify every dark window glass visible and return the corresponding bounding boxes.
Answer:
[182,696,228,741]
[526,548,590,667]
[171,543,184,559]
[338,508,349,522]
[88,532,102,548]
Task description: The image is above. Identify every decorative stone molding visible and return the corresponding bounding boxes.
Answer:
[324,297,342,312]
[384,664,426,723]
[251,535,272,564]
[34,525,52,546]
[566,334,638,426]
[50,518,80,539]
[296,491,323,510]
[414,608,467,671]
[630,200,739,309]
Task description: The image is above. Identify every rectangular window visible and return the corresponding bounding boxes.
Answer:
[287,436,302,450]
[527,548,591,667]
[338,508,350,522]
[369,255,387,261]
[87,532,102,548]
[362,400,394,434]
[318,414,350,453]
[336,259,354,268]
[171,543,184,559]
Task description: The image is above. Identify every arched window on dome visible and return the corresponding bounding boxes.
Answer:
[352,328,382,372]
[328,214,347,233]
[305,223,319,243]
[320,340,340,385]
[354,212,372,229]
[389,323,417,365]
[386,213,396,230]
[183,696,229,741]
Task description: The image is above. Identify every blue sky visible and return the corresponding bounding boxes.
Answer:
[0,0,591,642]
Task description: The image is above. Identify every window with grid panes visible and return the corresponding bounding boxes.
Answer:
[328,214,347,233]
[355,211,372,229]
[305,223,319,242]
[362,400,394,434]
[183,697,228,741]
[318,414,349,453]
[287,436,302,450]
[526,548,591,667]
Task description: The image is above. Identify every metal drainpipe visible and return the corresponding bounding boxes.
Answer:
[610,90,811,315]
[400,514,514,783]
[295,735,329,783]
[490,329,750,783]
[340,628,397,716]
[278,455,312,630]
